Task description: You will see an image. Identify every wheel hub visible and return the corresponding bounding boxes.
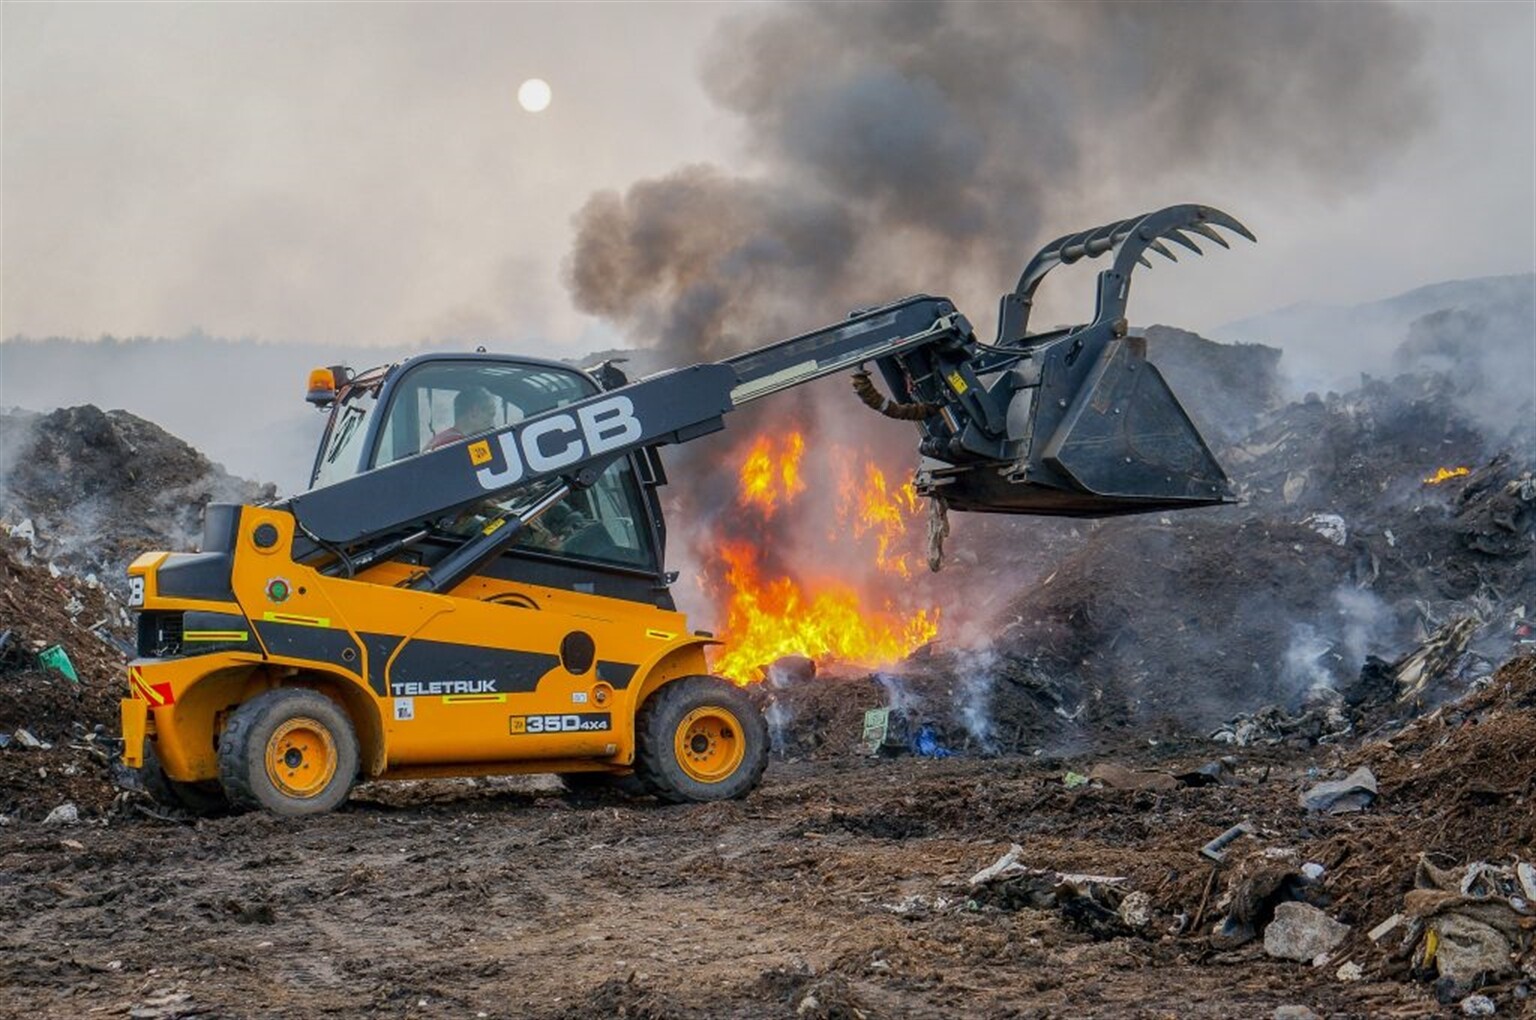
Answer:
[264,717,338,798]
[674,705,747,784]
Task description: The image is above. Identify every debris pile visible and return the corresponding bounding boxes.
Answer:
[0,540,135,820]
[0,405,270,596]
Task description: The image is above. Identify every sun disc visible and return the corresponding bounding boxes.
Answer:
[517,78,552,113]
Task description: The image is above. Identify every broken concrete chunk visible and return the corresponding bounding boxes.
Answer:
[1335,960,1363,981]
[1117,890,1152,930]
[1263,902,1351,963]
[1460,994,1496,1016]
[1300,766,1378,814]
[43,802,80,825]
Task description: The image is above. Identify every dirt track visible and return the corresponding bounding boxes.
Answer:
[1,750,1463,1019]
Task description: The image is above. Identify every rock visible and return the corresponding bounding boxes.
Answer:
[1273,1007,1320,1020]
[43,802,80,825]
[1300,766,1378,814]
[1263,902,1351,963]
[1118,890,1153,930]
[13,727,46,749]
[1336,960,1364,981]
[1461,994,1496,1016]
[1301,862,1326,883]
[767,655,816,686]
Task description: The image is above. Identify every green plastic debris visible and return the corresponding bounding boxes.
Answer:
[1063,771,1090,789]
[38,644,79,683]
[861,707,891,756]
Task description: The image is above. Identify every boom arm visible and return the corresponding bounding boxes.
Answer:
[284,203,1254,590]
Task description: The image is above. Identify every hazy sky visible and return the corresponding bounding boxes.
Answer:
[3,1,1532,356]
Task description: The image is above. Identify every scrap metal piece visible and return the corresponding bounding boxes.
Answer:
[1200,821,1255,863]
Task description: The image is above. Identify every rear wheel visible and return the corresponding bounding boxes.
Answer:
[634,676,768,804]
[140,742,229,816]
[218,689,358,816]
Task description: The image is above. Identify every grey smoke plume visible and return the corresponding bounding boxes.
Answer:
[563,0,1432,651]
[567,1,1428,356]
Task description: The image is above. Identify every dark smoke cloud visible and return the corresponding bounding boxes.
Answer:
[562,0,1432,643]
[567,0,1428,355]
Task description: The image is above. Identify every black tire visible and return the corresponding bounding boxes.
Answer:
[218,689,359,817]
[634,676,768,804]
[140,742,230,816]
[558,770,648,802]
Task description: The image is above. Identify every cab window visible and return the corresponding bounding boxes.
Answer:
[372,361,592,468]
[374,360,658,572]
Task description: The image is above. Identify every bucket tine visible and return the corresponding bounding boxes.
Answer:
[1185,221,1230,248]
[1164,229,1203,256]
[1002,204,1255,343]
[1200,208,1257,243]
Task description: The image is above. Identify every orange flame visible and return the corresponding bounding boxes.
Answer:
[738,432,806,517]
[710,542,940,684]
[1422,466,1470,485]
[839,463,922,578]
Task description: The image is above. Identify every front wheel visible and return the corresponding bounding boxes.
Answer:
[634,676,768,804]
[218,689,359,817]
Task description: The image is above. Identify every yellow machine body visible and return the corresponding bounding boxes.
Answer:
[120,504,713,786]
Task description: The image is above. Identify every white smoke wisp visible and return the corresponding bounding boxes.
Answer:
[764,697,794,756]
[1282,622,1335,697]
[1334,586,1391,673]
[875,671,921,714]
[951,646,999,754]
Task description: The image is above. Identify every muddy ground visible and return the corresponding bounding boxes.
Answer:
[4,659,1533,1019]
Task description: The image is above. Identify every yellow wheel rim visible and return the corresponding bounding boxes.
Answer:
[264,717,337,798]
[674,705,746,784]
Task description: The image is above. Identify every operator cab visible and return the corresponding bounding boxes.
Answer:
[305,353,672,605]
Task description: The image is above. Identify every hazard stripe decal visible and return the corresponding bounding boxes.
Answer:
[128,668,176,707]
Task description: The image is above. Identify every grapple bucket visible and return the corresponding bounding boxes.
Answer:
[905,204,1254,517]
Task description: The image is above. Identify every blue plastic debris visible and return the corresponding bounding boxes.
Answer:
[911,725,952,758]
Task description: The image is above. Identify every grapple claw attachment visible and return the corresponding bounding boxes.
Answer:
[922,204,1254,518]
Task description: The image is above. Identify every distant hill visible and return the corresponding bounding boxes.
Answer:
[0,336,629,493]
[1213,274,1534,394]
